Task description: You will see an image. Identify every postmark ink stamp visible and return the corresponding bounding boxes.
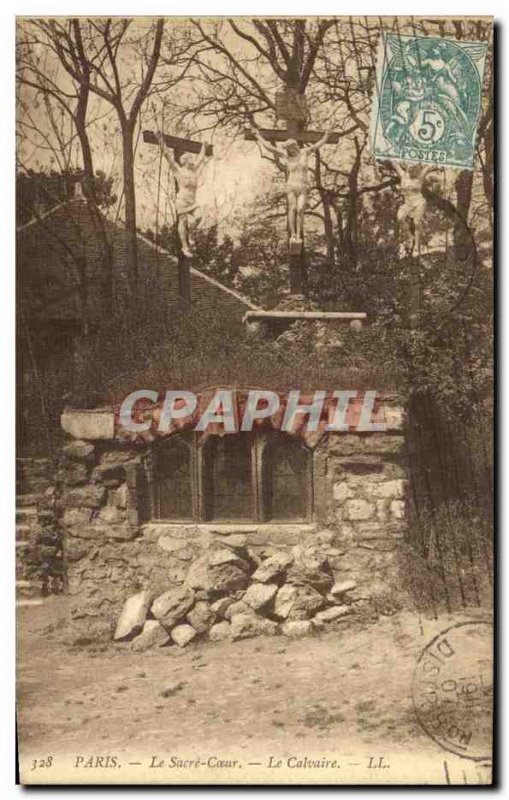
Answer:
[371,33,488,169]
[412,620,493,761]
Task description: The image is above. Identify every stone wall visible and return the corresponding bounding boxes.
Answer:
[57,418,407,642]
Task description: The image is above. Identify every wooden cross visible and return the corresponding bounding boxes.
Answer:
[243,128,341,146]
[143,130,214,306]
[142,130,213,163]
[244,90,340,296]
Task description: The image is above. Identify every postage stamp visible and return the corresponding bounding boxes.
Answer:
[412,620,493,762]
[370,33,488,169]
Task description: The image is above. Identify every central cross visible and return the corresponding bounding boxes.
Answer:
[245,88,340,295]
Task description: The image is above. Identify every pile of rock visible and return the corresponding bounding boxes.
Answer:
[113,541,358,650]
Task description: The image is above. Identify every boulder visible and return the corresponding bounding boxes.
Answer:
[230,613,278,641]
[114,590,152,641]
[273,585,297,620]
[187,601,216,634]
[274,584,325,621]
[286,567,333,595]
[224,600,250,620]
[207,547,251,573]
[209,621,232,642]
[242,582,278,611]
[208,563,250,594]
[131,620,170,651]
[151,586,195,630]
[330,580,357,599]
[171,624,198,648]
[251,552,293,583]
[247,547,263,567]
[185,554,250,595]
[313,605,352,624]
[286,545,334,593]
[281,620,313,638]
[210,597,236,618]
[292,544,328,571]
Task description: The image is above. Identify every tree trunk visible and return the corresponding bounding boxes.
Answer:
[121,122,139,292]
[344,167,360,271]
[315,152,335,266]
[322,195,335,265]
[453,169,474,261]
[76,119,114,316]
[481,118,494,214]
[343,140,363,274]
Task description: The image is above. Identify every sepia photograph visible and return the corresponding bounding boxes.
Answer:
[14,12,494,786]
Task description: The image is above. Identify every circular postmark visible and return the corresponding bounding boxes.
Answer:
[412,620,493,761]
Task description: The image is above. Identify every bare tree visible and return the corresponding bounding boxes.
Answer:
[17,20,117,313]
[38,18,165,290]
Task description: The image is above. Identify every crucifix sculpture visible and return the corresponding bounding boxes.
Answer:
[245,89,340,295]
[143,129,213,304]
[383,160,442,257]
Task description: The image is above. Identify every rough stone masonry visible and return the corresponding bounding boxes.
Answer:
[57,403,407,647]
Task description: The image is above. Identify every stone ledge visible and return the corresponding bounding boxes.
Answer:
[61,409,115,440]
[142,522,317,542]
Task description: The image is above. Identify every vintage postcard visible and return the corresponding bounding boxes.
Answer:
[16,15,494,785]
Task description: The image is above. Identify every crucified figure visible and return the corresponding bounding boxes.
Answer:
[385,160,442,256]
[158,133,210,257]
[250,125,333,245]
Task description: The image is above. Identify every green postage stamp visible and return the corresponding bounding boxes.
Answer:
[370,33,488,169]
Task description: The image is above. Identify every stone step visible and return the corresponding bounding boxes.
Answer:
[16,598,45,607]
[16,508,38,525]
[16,579,44,599]
[17,457,51,464]
[16,478,52,494]
[16,524,32,541]
[16,493,43,508]
[17,457,51,472]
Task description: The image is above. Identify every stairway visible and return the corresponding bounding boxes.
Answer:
[16,457,62,603]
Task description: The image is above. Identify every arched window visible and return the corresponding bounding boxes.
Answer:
[203,434,253,521]
[262,435,312,522]
[154,435,193,520]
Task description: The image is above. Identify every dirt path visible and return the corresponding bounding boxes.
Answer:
[17,598,491,785]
